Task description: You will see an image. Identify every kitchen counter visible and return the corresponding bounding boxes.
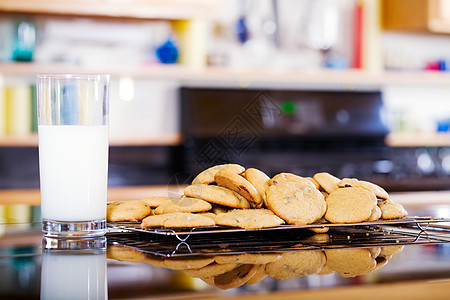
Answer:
[1,187,450,299]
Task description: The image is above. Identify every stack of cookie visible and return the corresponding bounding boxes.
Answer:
[106,164,407,230]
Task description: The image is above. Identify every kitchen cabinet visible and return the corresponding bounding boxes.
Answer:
[382,0,450,34]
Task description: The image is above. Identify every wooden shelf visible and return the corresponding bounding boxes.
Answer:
[3,62,450,89]
[0,0,221,20]
[0,185,184,205]
[0,133,182,147]
[0,135,38,147]
[386,132,450,147]
[2,132,449,148]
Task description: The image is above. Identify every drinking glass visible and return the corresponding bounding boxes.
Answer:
[37,74,109,237]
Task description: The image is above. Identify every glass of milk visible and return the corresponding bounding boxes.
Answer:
[37,74,109,237]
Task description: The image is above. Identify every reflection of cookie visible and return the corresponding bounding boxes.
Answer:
[338,178,389,199]
[265,251,326,280]
[107,245,144,263]
[378,199,407,219]
[325,187,377,224]
[380,245,404,256]
[245,264,267,285]
[213,264,259,290]
[214,209,285,229]
[184,184,250,209]
[140,196,171,208]
[266,181,326,225]
[313,172,340,193]
[192,164,245,185]
[107,200,151,222]
[269,173,316,189]
[184,263,238,278]
[154,197,212,214]
[162,257,215,270]
[368,247,381,258]
[214,253,280,265]
[215,169,262,208]
[242,168,270,204]
[325,248,377,278]
[317,264,335,275]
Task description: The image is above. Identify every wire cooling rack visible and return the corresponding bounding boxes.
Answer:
[106,217,450,257]
[107,216,449,238]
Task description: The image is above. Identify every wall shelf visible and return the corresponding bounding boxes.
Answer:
[2,62,450,89]
[0,0,221,20]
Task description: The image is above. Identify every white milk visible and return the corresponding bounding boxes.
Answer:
[41,252,108,300]
[38,125,108,221]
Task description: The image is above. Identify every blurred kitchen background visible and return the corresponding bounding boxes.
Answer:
[1,0,450,192]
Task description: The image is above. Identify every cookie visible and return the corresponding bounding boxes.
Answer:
[184,184,251,209]
[378,199,408,219]
[162,212,216,228]
[324,187,377,224]
[313,172,340,193]
[265,251,326,280]
[107,200,151,222]
[192,164,245,185]
[367,205,382,222]
[154,196,212,215]
[214,209,285,229]
[308,217,330,234]
[140,196,171,208]
[269,172,317,189]
[214,169,263,208]
[307,177,320,189]
[241,168,270,204]
[265,181,326,225]
[197,212,217,222]
[338,178,389,199]
[324,248,377,278]
[210,204,230,214]
[140,213,177,228]
[141,212,215,228]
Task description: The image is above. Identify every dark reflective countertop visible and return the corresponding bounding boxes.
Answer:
[1,202,450,300]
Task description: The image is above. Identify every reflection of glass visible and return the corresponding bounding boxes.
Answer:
[41,237,107,300]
